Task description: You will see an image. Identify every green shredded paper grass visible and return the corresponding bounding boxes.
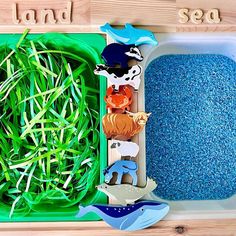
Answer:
[0,31,104,218]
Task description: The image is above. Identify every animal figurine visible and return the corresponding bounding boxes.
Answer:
[97,178,157,205]
[76,201,169,231]
[111,140,139,158]
[101,43,143,68]
[103,160,138,185]
[105,85,132,111]
[102,112,151,140]
[100,23,158,46]
[94,64,142,91]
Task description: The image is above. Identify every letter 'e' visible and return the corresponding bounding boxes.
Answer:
[191,9,203,24]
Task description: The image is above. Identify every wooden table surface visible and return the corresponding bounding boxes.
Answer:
[0,0,236,235]
[0,0,235,32]
[0,219,236,236]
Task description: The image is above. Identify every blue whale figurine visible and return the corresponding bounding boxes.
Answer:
[100,23,158,46]
[76,201,169,231]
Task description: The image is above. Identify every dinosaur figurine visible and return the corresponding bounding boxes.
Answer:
[97,178,157,205]
[76,201,169,231]
[100,23,158,46]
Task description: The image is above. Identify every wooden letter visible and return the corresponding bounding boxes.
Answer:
[41,9,57,24]
[22,10,36,24]
[58,1,72,24]
[178,8,189,24]
[206,9,221,24]
[12,3,20,24]
[191,9,203,24]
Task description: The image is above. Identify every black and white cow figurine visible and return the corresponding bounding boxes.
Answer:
[101,43,143,68]
[94,64,142,91]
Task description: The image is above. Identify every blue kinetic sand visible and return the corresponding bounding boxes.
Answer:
[145,54,236,200]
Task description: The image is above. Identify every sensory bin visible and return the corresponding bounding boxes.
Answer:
[145,54,236,200]
[0,32,107,221]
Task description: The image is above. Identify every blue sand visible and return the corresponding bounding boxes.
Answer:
[145,54,236,200]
